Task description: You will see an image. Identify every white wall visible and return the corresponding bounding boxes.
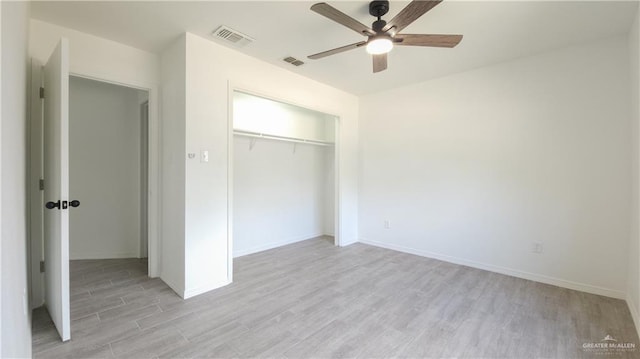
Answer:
[1,1,32,358]
[628,7,640,333]
[233,137,332,257]
[359,35,631,299]
[29,20,157,90]
[159,36,187,296]
[29,19,161,290]
[69,76,145,259]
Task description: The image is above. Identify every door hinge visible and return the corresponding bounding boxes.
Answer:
[39,87,45,99]
[40,261,45,273]
[39,179,44,191]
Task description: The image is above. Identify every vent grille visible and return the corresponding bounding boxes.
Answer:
[283,56,305,67]
[212,26,254,47]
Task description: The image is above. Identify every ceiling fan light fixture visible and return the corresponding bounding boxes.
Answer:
[366,37,393,55]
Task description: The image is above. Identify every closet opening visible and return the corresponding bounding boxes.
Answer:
[230,90,338,260]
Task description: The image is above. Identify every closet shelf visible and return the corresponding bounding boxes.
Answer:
[233,130,334,147]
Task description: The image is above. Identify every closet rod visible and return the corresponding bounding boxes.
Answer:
[233,130,334,147]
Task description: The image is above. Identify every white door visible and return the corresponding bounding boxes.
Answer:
[43,38,71,342]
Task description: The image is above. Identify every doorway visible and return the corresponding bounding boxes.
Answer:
[65,76,150,327]
[68,76,148,260]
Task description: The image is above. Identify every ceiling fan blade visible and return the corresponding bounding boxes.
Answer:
[383,0,442,34]
[308,41,367,60]
[372,53,387,73]
[311,3,375,36]
[395,34,463,48]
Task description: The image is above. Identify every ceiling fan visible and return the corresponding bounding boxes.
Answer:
[307,0,463,73]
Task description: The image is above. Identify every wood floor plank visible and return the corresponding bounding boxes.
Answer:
[70,295,125,321]
[32,237,640,358]
[110,325,188,358]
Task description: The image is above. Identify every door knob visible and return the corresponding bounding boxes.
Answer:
[45,200,80,209]
[45,200,60,210]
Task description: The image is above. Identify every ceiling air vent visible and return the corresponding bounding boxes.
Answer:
[211,26,254,47]
[283,56,305,67]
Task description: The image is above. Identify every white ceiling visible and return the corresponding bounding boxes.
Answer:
[31,1,638,95]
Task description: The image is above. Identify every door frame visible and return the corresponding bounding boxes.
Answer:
[226,82,342,283]
[140,100,150,259]
[28,62,161,308]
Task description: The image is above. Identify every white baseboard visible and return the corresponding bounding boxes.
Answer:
[359,239,626,300]
[233,233,323,258]
[183,279,230,299]
[339,237,358,246]
[160,276,185,299]
[627,294,640,339]
[70,252,139,260]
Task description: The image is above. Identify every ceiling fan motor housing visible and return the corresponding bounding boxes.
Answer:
[369,0,390,18]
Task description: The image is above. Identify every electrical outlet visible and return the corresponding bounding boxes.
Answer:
[384,220,391,229]
[532,241,543,254]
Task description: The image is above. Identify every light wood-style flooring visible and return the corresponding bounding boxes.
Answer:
[32,237,639,358]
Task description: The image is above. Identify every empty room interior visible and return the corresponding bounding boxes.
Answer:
[4,0,640,358]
